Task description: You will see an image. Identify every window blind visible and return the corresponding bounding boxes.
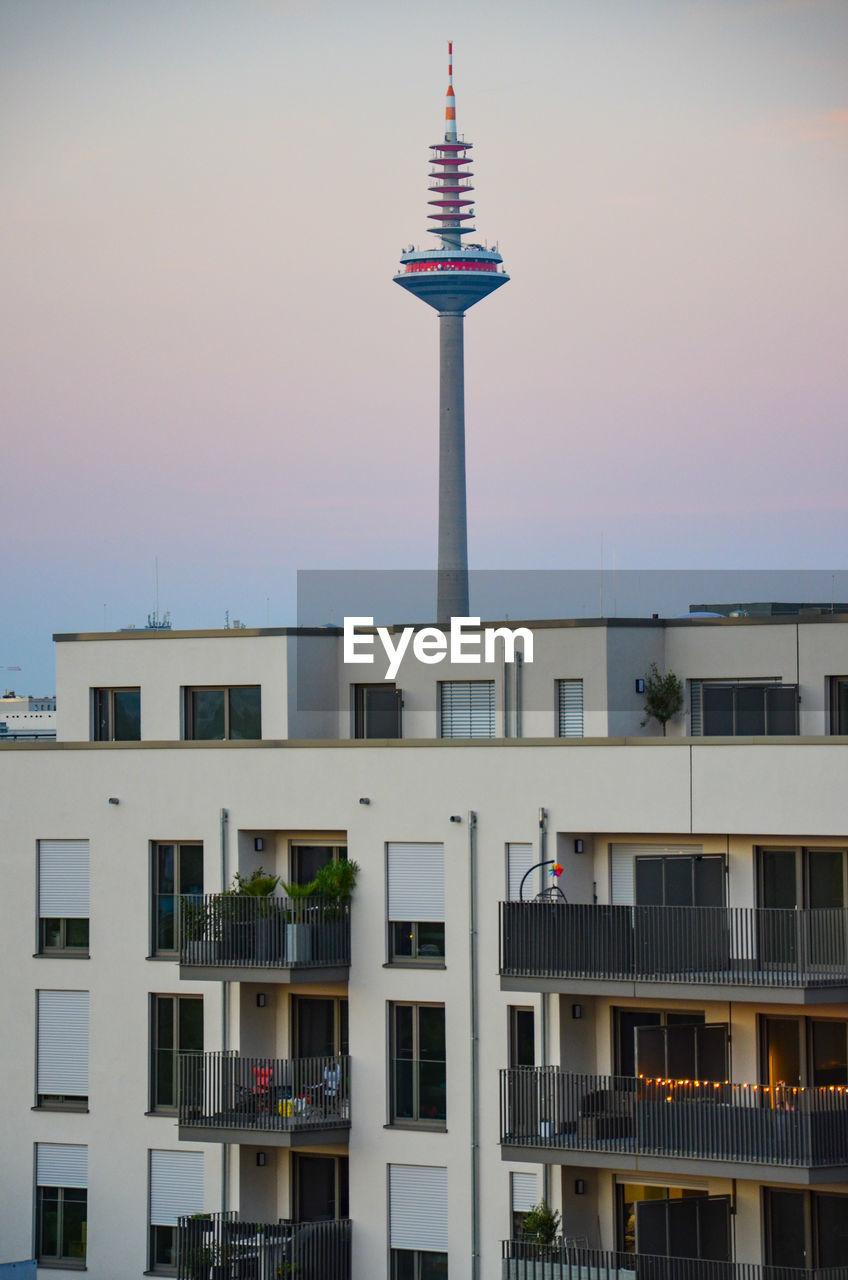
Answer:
[507,843,534,902]
[37,990,89,1097]
[36,1143,87,1188]
[38,839,90,918]
[556,680,584,737]
[439,681,495,738]
[389,1164,448,1252]
[150,1150,204,1227]
[387,843,445,922]
[511,1171,539,1215]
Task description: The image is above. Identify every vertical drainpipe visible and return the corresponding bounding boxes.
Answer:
[503,657,511,738]
[515,652,523,739]
[220,808,230,1216]
[538,806,550,1204]
[468,810,480,1280]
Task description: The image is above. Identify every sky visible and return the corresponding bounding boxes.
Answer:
[2,0,847,692]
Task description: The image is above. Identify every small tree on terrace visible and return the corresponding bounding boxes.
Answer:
[640,662,684,736]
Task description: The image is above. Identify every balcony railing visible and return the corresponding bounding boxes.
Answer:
[178,1052,350,1136]
[501,1241,848,1280]
[177,1212,351,1280]
[179,894,350,970]
[500,902,848,989]
[501,1068,848,1169]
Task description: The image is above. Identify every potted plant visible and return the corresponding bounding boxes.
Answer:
[640,662,684,736]
[224,867,281,962]
[522,1200,561,1246]
[281,858,359,963]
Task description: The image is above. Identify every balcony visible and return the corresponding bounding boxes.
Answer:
[500,1068,848,1181]
[178,1052,350,1146]
[501,1242,848,1279]
[179,894,350,983]
[176,1212,351,1280]
[499,902,848,1002]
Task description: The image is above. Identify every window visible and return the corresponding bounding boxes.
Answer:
[830,678,848,734]
[508,1007,535,1068]
[439,680,494,738]
[614,1009,706,1078]
[389,1164,447,1278]
[690,679,798,735]
[616,1183,730,1260]
[511,1171,538,1239]
[184,686,260,740]
[760,1015,848,1089]
[389,1003,446,1125]
[92,687,140,741]
[151,995,203,1111]
[152,842,203,954]
[556,679,584,737]
[387,843,445,963]
[293,1154,348,1221]
[354,683,402,738]
[635,1021,728,1082]
[37,990,88,1108]
[149,1149,204,1273]
[290,843,345,887]
[36,1144,87,1267]
[38,839,89,954]
[291,996,349,1058]
[764,1188,848,1269]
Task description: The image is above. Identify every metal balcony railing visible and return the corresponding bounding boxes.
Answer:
[499,901,848,989]
[501,1241,848,1280]
[179,894,350,970]
[178,1052,350,1135]
[176,1212,351,1280]
[501,1068,848,1169]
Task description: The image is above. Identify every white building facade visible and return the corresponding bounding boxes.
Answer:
[2,615,848,1278]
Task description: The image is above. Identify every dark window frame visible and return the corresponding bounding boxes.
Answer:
[151,840,203,956]
[39,917,90,956]
[150,993,204,1113]
[183,685,261,741]
[693,679,799,736]
[36,1185,87,1266]
[390,1249,449,1279]
[388,1001,447,1127]
[829,677,848,735]
[353,683,402,739]
[388,921,446,964]
[91,686,141,741]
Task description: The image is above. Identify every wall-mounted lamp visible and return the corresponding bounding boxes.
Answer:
[574,1178,586,1195]
[254,836,264,852]
[572,1003,583,1020]
[256,1152,267,1167]
[574,839,584,854]
[108,797,120,806]
[359,797,370,805]
[450,815,462,824]
[635,678,645,694]
[256,993,267,1008]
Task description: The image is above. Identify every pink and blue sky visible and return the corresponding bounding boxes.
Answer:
[2,0,847,691]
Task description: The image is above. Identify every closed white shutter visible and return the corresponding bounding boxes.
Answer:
[610,843,704,905]
[690,682,702,736]
[38,840,90,918]
[507,843,534,902]
[36,1143,87,1189]
[557,680,584,737]
[387,844,445,922]
[511,1171,539,1215]
[37,990,89,1096]
[440,681,495,738]
[389,1164,447,1252]
[150,1150,204,1226]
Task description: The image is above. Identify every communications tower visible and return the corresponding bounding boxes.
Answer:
[394,43,509,621]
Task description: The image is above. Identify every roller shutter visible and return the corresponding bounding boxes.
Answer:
[37,990,89,1097]
[556,680,584,737]
[36,1143,87,1188]
[390,1164,448,1252]
[38,840,90,918]
[150,1150,204,1227]
[439,681,495,738]
[507,843,534,902]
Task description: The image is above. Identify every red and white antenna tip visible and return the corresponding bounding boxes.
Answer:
[444,40,457,140]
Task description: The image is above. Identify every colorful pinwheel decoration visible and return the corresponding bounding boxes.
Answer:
[550,863,563,879]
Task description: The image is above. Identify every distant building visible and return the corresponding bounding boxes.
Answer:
[0,691,56,740]
[692,600,848,618]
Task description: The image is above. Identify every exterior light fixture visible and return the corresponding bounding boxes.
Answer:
[450,815,462,823]
[574,1179,586,1195]
[572,1004,583,1020]
[635,678,645,694]
[359,798,371,805]
[256,1152,266,1167]
[256,993,267,1008]
[254,837,264,852]
[108,797,120,806]
[574,839,584,854]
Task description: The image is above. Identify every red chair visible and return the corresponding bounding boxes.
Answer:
[252,1065,273,1113]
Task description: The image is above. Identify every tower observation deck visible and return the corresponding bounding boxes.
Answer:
[394,43,509,621]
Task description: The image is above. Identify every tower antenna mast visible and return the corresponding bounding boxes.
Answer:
[394,43,509,620]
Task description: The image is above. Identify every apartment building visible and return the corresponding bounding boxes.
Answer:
[2,613,848,1278]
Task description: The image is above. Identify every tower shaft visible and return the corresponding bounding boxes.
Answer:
[438,311,469,620]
